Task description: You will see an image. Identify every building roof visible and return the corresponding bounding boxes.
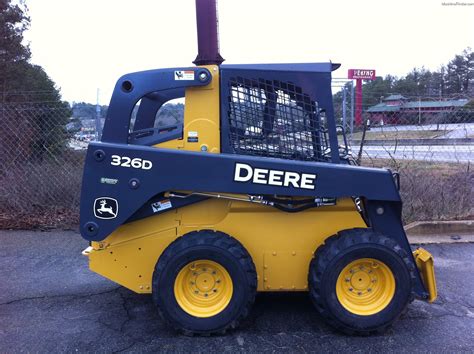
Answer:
[367,103,401,112]
[383,94,407,101]
[403,99,469,109]
[367,98,469,113]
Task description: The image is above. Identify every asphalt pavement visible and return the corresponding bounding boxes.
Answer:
[1,230,473,352]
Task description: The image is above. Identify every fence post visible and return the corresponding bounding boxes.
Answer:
[418,96,421,125]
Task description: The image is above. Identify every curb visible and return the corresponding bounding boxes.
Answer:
[405,220,474,244]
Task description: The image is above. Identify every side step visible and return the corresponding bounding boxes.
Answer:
[413,248,437,302]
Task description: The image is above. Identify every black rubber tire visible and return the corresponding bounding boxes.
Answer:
[308,228,416,335]
[152,230,257,336]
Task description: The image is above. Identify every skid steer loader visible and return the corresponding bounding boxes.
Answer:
[80,0,437,336]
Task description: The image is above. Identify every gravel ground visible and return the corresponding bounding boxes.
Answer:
[0,230,473,352]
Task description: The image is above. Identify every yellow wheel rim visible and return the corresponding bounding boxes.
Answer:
[174,260,233,318]
[336,258,395,316]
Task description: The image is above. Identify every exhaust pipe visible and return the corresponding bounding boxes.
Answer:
[193,0,225,66]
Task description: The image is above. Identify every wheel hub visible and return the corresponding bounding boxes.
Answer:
[174,260,233,318]
[195,272,216,292]
[336,258,395,316]
[351,271,371,290]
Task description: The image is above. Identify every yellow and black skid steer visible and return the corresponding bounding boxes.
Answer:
[80,0,437,336]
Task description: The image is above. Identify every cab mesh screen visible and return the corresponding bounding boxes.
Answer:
[227,77,329,162]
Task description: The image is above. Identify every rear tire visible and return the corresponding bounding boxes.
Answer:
[152,230,257,336]
[308,228,415,335]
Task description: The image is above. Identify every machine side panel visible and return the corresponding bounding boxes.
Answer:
[80,142,400,242]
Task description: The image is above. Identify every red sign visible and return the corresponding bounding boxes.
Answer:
[348,69,376,80]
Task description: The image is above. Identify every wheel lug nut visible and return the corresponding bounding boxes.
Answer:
[204,293,208,297]
[212,271,216,275]
[216,280,221,283]
[368,288,372,292]
[357,292,362,296]
[213,289,217,293]
[194,290,198,294]
[349,288,353,292]
[345,278,350,282]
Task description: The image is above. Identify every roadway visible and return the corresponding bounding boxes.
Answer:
[369,123,474,139]
[360,144,473,163]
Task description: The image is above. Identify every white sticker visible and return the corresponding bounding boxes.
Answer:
[188,131,198,137]
[174,70,195,80]
[100,177,118,185]
[151,199,172,213]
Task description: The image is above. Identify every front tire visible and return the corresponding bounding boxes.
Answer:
[308,228,415,335]
[152,230,257,336]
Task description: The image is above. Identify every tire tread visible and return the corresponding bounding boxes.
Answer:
[152,230,257,336]
[308,228,416,335]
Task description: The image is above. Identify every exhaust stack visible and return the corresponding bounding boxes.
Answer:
[193,0,225,66]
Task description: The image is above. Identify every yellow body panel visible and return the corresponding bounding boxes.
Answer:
[88,211,179,292]
[154,65,220,153]
[88,197,367,293]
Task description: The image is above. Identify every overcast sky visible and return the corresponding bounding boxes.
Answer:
[23,0,474,104]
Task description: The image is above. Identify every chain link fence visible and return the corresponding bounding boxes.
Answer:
[1,90,473,229]
[333,86,474,222]
[0,92,83,228]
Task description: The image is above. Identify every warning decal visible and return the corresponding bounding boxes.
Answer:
[151,199,173,213]
[174,70,195,80]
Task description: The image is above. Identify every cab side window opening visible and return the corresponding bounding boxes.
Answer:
[155,99,185,128]
[128,98,185,146]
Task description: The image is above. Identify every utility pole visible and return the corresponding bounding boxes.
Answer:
[95,88,102,141]
[342,86,347,131]
[350,81,354,143]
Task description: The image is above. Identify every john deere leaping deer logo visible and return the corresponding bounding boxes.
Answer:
[94,197,118,219]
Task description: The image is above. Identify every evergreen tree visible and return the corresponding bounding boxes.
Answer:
[0,0,30,65]
[357,48,473,101]
[1,0,71,160]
